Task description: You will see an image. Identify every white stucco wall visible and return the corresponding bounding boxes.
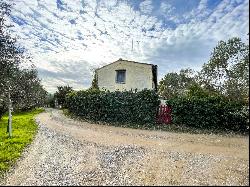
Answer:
[97,60,154,92]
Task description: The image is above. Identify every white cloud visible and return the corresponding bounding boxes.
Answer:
[139,0,153,14]
[8,0,249,92]
[160,1,175,15]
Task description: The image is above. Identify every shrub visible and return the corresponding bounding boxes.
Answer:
[54,86,73,108]
[166,95,248,132]
[66,89,160,124]
[0,101,7,120]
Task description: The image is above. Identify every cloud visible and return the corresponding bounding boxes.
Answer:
[139,0,153,14]
[8,0,249,92]
[160,1,175,15]
[37,58,94,92]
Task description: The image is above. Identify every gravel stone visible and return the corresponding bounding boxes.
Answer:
[1,108,249,186]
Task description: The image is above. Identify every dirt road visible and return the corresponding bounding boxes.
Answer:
[2,109,249,186]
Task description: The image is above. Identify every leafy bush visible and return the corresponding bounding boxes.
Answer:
[54,86,73,108]
[166,95,248,132]
[0,99,7,120]
[66,89,160,124]
[0,106,6,120]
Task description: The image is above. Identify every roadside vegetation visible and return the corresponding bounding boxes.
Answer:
[66,89,159,125]
[61,36,249,135]
[159,37,249,134]
[0,2,47,178]
[63,107,248,137]
[0,2,47,120]
[0,108,44,178]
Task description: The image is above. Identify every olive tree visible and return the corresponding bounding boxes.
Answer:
[0,2,47,118]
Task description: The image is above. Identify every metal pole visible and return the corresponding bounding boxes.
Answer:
[131,39,133,51]
[8,87,12,138]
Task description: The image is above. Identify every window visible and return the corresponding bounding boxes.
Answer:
[116,70,126,83]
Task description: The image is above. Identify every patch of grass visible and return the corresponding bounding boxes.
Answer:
[0,108,44,177]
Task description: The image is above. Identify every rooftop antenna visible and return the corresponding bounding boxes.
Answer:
[131,39,140,52]
[136,40,140,50]
[131,39,133,51]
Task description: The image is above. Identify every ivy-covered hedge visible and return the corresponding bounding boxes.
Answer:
[166,95,249,132]
[66,89,160,124]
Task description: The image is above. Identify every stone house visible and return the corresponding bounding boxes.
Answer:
[96,58,157,92]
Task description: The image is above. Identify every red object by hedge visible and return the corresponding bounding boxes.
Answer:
[157,105,172,124]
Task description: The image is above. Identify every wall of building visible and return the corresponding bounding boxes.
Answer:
[97,60,154,92]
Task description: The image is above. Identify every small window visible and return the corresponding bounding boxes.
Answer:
[116,70,126,83]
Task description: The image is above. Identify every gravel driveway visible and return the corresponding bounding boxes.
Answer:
[2,108,249,186]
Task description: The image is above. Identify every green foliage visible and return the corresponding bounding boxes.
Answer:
[166,92,248,132]
[158,68,196,99]
[66,89,160,124]
[0,108,44,177]
[0,102,6,120]
[54,85,73,108]
[11,68,47,111]
[159,37,249,103]
[89,70,99,90]
[44,93,55,108]
[158,37,249,133]
[199,37,249,102]
[186,83,221,98]
[0,2,47,117]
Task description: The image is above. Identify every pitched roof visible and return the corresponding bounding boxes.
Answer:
[96,58,155,70]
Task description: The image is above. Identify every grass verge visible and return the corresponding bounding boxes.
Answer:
[0,108,44,178]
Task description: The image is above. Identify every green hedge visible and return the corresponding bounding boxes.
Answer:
[66,89,160,124]
[166,95,249,132]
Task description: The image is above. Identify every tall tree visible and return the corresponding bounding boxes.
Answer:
[89,70,99,90]
[0,2,47,118]
[158,68,196,99]
[199,37,249,102]
[54,85,73,108]
[0,1,21,118]
[11,68,47,110]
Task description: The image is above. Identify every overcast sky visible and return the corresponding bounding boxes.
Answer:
[8,0,249,93]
